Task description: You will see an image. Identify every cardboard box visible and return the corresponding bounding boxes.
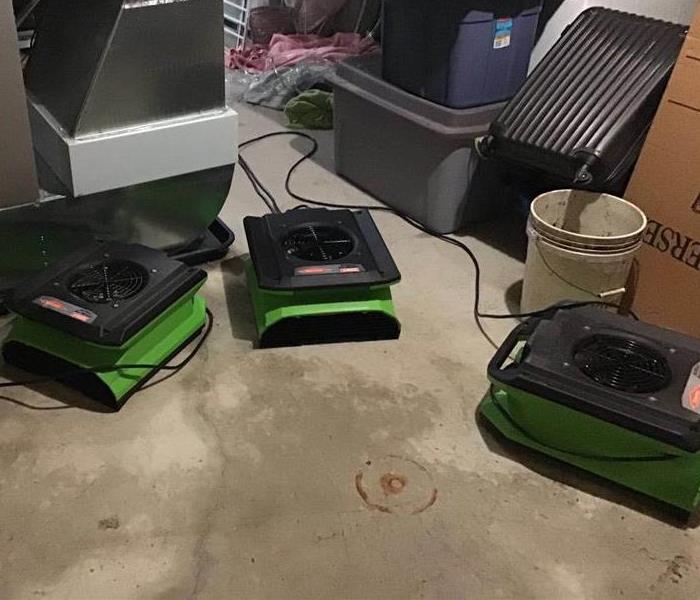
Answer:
[626,6,700,338]
[691,0,700,37]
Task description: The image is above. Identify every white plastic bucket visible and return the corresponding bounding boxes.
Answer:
[521,190,647,313]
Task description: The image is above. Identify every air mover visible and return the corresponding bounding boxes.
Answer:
[480,306,700,512]
[244,208,401,348]
[2,242,208,410]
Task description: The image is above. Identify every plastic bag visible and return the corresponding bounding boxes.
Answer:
[241,58,335,110]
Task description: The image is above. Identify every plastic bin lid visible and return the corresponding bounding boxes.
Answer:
[449,0,544,24]
[331,53,505,139]
[383,0,543,18]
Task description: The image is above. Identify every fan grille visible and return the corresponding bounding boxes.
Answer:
[69,261,149,304]
[573,334,672,394]
[282,225,354,262]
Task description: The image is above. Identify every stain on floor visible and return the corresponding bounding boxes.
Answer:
[1,104,699,600]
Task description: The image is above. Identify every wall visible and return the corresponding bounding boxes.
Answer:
[532,0,700,67]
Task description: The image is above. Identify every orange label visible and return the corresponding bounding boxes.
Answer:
[690,387,700,411]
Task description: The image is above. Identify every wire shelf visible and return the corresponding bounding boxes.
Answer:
[224,0,249,49]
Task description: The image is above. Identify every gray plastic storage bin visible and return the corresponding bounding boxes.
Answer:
[382,0,543,108]
[332,54,506,234]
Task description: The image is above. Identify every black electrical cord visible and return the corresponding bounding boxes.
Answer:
[239,157,273,212]
[239,156,282,214]
[0,308,214,395]
[238,132,638,348]
[488,386,681,462]
[240,132,394,213]
[480,302,639,321]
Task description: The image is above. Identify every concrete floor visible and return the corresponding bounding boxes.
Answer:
[1,102,699,600]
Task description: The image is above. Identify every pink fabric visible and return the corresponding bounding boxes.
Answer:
[227,33,377,72]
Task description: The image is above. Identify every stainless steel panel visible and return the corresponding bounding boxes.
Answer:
[8,0,236,293]
[0,0,38,208]
[29,99,238,197]
[25,0,225,137]
[77,0,225,135]
[0,162,233,289]
[24,0,124,136]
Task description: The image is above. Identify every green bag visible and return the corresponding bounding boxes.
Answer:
[285,90,334,130]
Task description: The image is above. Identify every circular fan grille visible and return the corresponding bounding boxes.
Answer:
[282,225,354,262]
[573,334,672,394]
[69,261,148,304]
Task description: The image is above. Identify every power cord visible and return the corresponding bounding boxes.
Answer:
[479,301,638,321]
[0,308,214,401]
[238,131,639,348]
[239,156,282,214]
[241,131,396,213]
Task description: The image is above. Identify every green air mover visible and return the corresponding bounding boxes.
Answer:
[480,306,700,513]
[2,242,208,410]
[243,208,401,348]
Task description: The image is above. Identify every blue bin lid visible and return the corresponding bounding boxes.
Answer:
[462,6,543,24]
[388,0,544,24]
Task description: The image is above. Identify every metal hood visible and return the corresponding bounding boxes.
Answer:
[25,0,225,137]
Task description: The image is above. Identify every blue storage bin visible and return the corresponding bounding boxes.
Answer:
[382,0,543,108]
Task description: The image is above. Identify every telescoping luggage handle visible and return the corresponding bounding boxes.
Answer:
[487,317,542,384]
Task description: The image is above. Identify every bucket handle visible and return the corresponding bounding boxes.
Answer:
[535,239,626,301]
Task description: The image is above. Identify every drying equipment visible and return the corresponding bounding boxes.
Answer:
[478,8,686,190]
[480,306,700,513]
[243,208,401,348]
[2,242,207,410]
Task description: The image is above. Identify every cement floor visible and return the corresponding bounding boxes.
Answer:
[1,103,698,599]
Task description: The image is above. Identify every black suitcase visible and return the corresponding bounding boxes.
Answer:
[479,8,686,189]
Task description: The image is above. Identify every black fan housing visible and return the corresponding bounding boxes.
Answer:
[282,225,354,262]
[244,208,401,290]
[574,334,672,394]
[69,260,149,304]
[8,242,206,346]
[487,306,700,451]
